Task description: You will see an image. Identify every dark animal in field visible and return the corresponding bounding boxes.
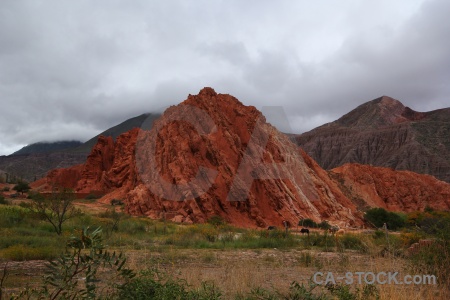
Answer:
[267,226,277,230]
[300,228,310,235]
[111,199,124,206]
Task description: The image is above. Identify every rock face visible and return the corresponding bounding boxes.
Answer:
[32,89,450,228]
[294,96,450,182]
[330,163,450,212]
[0,152,88,183]
[11,141,83,156]
[0,113,160,183]
[32,129,140,200]
[127,88,360,227]
[33,88,363,228]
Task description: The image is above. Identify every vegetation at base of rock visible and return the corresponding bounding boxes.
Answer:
[0,195,9,205]
[10,227,135,300]
[85,193,100,200]
[1,196,449,298]
[407,212,450,287]
[364,207,406,230]
[28,188,82,235]
[12,181,30,195]
[6,226,381,300]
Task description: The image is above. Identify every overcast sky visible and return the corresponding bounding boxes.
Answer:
[1,0,449,155]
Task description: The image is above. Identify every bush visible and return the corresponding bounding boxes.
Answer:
[85,193,100,200]
[12,181,30,195]
[2,186,10,191]
[0,244,59,261]
[118,269,222,300]
[12,227,136,299]
[408,216,450,287]
[207,215,226,227]
[0,195,9,205]
[364,208,406,230]
[299,218,318,228]
[340,234,368,252]
[0,206,27,226]
[318,220,331,230]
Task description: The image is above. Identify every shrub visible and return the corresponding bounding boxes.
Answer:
[2,186,10,191]
[118,269,222,300]
[119,218,148,234]
[207,215,226,227]
[318,220,331,230]
[0,245,59,261]
[12,181,30,195]
[28,188,81,235]
[340,234,368,252]
[85,193,100,200]
[299,218,318,228]
[0,195,9,205]
[12,227,136,299]
[408,216,450,287]
[0,206,27,226]
[364,208,406,230]
[399,231,422,247]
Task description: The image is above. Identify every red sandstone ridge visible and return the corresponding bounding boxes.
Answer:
[129,87,361,227]
[32,129,140,204]
[330,163,450,212]
[33,88,363,228]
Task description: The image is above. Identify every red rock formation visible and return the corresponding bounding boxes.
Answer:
[31,164,84,190]
[32,89,449,228]
[33,88,364,228]
[32,130,139,198]
[331,163,450,212]
[126,88,361,227]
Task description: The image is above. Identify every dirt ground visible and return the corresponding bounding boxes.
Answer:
[1,248,446,299]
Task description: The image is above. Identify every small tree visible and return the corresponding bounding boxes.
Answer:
[13,181,30,195]
[12,227,135,299]
[30,187,81,235]
[364,207,405,230]
[207,215,226,227]
[0,195,8,205]
[318,220,331,230]
[299,218,318,228]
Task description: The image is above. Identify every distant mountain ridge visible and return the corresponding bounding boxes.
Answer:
[0,112,161,182]
[11,141,83,156]
[295,96,450,182]
[72,113,160,153]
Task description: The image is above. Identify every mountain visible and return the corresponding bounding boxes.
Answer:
[72,113,161,153]
[11,141,83,156]
[32,88,450,227]
[294,96,450,182]
[330,164,450,212]
[33,87,365,228]
[0,113,161,182]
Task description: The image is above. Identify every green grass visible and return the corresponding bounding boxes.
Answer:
[0,203,396,260]
[2,201,450,299]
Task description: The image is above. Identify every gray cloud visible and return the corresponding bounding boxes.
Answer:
[1,0,449,155]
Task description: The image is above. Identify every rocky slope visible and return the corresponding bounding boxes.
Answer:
[11,141,83,156]
[33,90,450,228]
[0,152,88,182]
[330,163,450,212]
[33,88,363,228]
[0,113,160,183]
[294,96,450,182]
